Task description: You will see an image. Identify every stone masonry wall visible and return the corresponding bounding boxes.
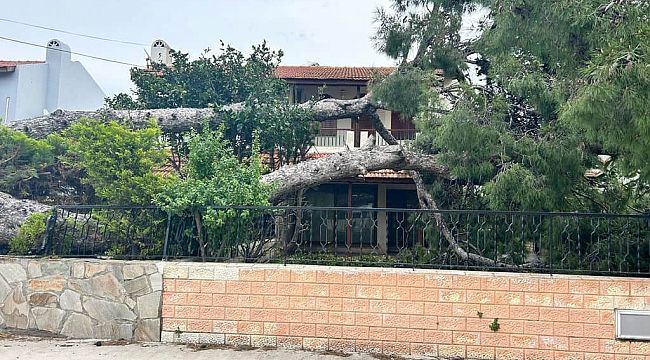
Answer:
[0,257,162,341]
[161,263,650,359]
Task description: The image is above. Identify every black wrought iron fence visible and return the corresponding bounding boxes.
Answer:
[41,205,650,276]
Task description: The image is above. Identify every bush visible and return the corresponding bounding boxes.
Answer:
[10,212,49,255]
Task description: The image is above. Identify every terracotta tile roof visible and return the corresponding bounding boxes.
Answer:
[275,66,396,81]
[0,60,44,68]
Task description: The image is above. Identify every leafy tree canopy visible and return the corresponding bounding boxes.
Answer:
[107,41,316,172]
[0,126,54,197]
[52,118,168,205]
[106,41,286,109]
[373,0,649,212]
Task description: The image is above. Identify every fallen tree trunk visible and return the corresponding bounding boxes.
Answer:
[368,113,507,267]
[261,144,449,202]
[7,95,379,139]
[0,192,52,249]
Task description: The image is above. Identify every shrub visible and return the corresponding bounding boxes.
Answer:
[10,212,49,255]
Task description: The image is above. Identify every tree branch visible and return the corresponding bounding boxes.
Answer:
[261,145,449,203]
[7,95,382,139]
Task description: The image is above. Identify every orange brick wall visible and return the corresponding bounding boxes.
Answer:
[160,263,650,359]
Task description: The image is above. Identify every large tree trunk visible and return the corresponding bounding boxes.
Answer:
[7,96,379,139]
[261,144,449,202]
[0,192,52,250]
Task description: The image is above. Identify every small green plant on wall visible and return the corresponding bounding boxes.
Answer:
[489,318,500,332]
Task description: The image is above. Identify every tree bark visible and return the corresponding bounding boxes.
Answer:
[0,192,52,249]
[261,145,449,202]
[7,95,379,139]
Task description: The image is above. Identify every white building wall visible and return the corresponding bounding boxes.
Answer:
[0,72,19,123]
[55,61,106,111]
[2,39,105,123]
[14,64,48,121]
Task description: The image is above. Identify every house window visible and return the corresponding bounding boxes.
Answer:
[319,119,338,136]
[304,184,378,250]
[295,88,303,103]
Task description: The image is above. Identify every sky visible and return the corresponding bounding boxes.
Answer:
[1,0,396,96]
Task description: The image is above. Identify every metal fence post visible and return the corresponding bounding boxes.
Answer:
[163,212,172,261]
[41,208,58,255]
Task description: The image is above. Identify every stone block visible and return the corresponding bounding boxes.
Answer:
[179,332,200,343]
[189,266,214,280]
[124,276,151,297]
[60,290,83,312]
[83,297,136,322]
[164,265,189,279]
[198,333,225,345]
[149,273,163,292]
[28,292,58,307]
[61,313,94,338]
[29,275,65,292]
[40,261,70,277]
[27,261,42,277]
[144,264,158,275]
[0,264,27,283]
[84,262,107,277]
[214,268,239,281]
[136,291,161,319]
[1,285,29,328]
[31,307,66,333]
[134,318,160,341]
[69,273,125,301]
[122,265,145,280]
[0,275,12,304]
[72,263,85,278]
[160,331,177,343]
[94,321,134,340]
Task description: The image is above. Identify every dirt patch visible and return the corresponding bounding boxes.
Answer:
[369,354,409,360]
[93,339,132,346]
[0,328,66,340]
[319,350,353,357]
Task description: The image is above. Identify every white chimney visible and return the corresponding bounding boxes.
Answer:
[151,39,172,66]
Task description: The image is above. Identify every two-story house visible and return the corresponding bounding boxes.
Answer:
[275,66,423,254]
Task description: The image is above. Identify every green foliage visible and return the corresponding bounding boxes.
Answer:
[10,212,49,255]
[0,126,54,197]
[55,118,168,204]
[111,41,286,109]
[221,97,317,166]
[107,41,316,172]
[373,0,473,77]
[489,318,500,332]
[155,128,272,258]
[371,68,433,118]
[157,128,271,209]
[104,93,142,110]
[374,0,649,214]
[285,252,397,267]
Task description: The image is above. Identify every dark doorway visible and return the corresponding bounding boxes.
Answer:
[386,189,419,253]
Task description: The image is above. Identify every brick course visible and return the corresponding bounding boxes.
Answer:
[161,263,650,359]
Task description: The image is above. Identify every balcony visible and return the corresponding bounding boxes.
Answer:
[313,128,417,152]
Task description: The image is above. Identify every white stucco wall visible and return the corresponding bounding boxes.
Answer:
[55,61,105,111]
[14,64,48,121]
[1,39,105,123]
[0,72,19,123]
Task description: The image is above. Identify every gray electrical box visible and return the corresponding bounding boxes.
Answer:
[616,310,650,340]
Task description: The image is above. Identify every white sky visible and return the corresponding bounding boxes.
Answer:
[1,0,396,96]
